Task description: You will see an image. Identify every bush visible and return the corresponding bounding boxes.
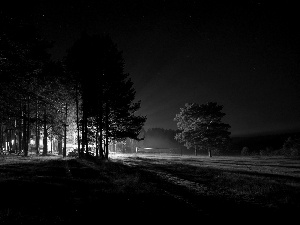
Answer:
[241,147,250,156]
[282,136,300,157]
[270,149,281,156]
[260,147,273,156]
[291,148,300,157]
[259,149,268,156]
[281,147,292,156]
[67,149,78,157]
[211,148,221,156]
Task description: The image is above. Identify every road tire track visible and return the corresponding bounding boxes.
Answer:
[117,158,211,216]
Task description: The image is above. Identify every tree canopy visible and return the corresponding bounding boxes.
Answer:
[1,15,146,158]
[65,32,146,158]
[0,14,59,156]
[174,102,231,157]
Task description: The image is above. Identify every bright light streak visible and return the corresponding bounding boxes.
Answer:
[144,148,153,149]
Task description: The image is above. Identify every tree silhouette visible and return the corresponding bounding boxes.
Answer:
[0,14,54,156]
[65,32,146,159]
[174,102,231,157]
[0,14,77,156]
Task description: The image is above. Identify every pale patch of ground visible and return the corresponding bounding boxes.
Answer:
[110,153,300,179]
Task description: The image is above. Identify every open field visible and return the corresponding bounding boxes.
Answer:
[1,153,300,224]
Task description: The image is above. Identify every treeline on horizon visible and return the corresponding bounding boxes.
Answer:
[231,130,300,154]
[143,127,300,156]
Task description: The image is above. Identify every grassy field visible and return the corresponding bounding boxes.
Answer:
[0,153,299,224]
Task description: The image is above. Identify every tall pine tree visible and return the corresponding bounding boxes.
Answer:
[65,32,146,159]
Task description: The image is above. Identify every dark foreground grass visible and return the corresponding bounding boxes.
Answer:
[0,156,201,224]
[0,155,299,224]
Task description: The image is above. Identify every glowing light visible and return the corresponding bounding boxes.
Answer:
[66,143,73,148]
[30,139,35,145]
[144,148,153,150]
[11,140,14,145]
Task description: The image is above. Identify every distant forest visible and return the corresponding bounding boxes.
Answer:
[141,128,300,156]
[230,130,300,153]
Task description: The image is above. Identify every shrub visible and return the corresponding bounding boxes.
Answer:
[259,149,268,156]
[266,146,273,152]
[211,148,221,156]
[291,148,300,157]
[282,136,300,157]
[260,146,273,156]
[67,151,78,157]
[241,147,250,156]
[271,149,281,156]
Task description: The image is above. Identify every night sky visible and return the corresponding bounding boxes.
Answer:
[4,0,300,136]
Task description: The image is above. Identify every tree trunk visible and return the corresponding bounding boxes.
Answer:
[18,101,22,154]
[99,122,103,158]
[63,124,66,157]
[18,119,22,154]
[13,120,17,152]
[42,108,48,155]
[208,147,212,157]
[36,125,40,155]
[75,84,81,157]
[63,103,67,158]
[105,102,109,159]
[81,118,85,155]
[95,94,100,158]
[84,114,88,156]
[53,138,56,152]
[0,123,2,151]
[35,100,40,155]
[95,121,99,157]
[81,96,88,156]
[23,104,28,156]
[58,136,62,155]
[26,96,30,156]
[50,137,52,153]
[99,103,104,158]
[8,128,12,152]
